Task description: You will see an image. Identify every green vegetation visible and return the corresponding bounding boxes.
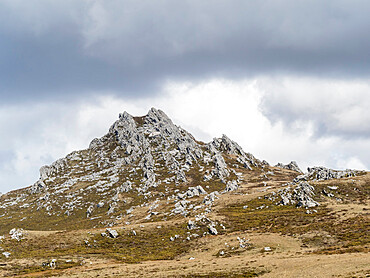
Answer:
[0,222,207,265]
[91,223,206,263]
[4,259,81,277]
[221,195,370,253]
[179,267,268,277]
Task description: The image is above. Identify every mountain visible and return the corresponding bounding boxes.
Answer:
[0,108,369,278]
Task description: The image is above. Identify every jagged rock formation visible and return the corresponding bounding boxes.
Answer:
[0,108,264,229]
[275,161,303,173]
[294,166,360,183]
[272,166,363,209]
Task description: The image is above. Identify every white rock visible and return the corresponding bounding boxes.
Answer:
[106,228,119,238]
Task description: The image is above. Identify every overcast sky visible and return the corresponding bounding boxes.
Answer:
[1,0,370,193]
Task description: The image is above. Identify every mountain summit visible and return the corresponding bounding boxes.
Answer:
[3,108,264,230]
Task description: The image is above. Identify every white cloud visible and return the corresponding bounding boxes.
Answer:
[336,156,367,170]
[1,77,369,193]
[259,77,370,137]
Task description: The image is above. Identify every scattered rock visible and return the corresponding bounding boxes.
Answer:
[224,180,238,192]
[86,205,94,218]
[2,252,10,258]
[187,220,197,230]
[237,237,250,248]
[208,225,218,235]
[9,228,23,241]
[177,186,207,199]
[106,228,119,238]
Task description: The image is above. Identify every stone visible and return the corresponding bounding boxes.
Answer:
[237,237,250,248]
[106,228,119,238]
[30,179,46,194]
[224,180,238,192]
[39,158,68,180]
[9,228,23,241]
[178,186,207,200]
[212,153,229,181]
[203,191,219,206]
[49,259,57,268]
[187,220,197,230]
[208,225,218,235]
[86,205,94,218]
[120,181,133,193]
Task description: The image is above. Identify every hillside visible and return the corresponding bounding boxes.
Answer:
[0,108,369,277]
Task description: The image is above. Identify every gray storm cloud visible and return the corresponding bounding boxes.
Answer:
[1,0,370,101]
[1,1,370,192]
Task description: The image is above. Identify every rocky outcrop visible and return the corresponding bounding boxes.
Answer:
[275,161,303,173]
[212,153,229,182]
[209,135,260,171]
[39,158,68,180]
[224,180,238,192]
[294,166,358,182]
[278,182,319,208]
[177,186,207,199]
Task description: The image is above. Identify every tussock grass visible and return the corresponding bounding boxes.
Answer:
[221,196,370,254]
[91,223,204,263]
[179,267,268,277]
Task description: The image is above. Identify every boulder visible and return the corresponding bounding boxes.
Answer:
[208,225,218,235]
[9,228,24,241]
[106,228,119,238]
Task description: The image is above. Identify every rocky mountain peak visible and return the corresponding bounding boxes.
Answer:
[3,108,265,227]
